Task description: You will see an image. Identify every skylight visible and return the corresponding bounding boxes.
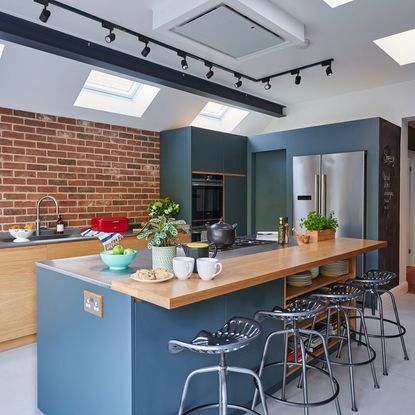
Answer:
[199,102,229,119]
[74,70,160,117]
[0,44,4,59]
[191,101,249,133]
[322,0,354,7]
[374,29,415,66]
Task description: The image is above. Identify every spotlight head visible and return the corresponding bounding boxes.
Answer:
[181,58,188,70]
[295,74,301,85]
[263,78,271,90]
[205,63,214,79]
[141,43,151,57]
[326,65,333,76]
[234,74,242,88]
[39,6,51,23]
[105,30,116,44]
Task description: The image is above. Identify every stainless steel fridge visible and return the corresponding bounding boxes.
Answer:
[293,151,366,272]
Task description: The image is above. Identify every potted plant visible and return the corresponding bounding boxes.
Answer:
[137,216,186,270]
[299,211,339,243]
[147,197,180,219]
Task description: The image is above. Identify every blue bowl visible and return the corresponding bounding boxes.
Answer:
[100,250,137,270]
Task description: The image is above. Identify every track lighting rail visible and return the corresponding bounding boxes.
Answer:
[33,0,334,88]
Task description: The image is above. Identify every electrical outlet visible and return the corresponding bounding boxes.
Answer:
[84,290,104,318]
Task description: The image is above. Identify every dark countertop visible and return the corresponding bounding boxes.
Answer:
[0,227,139,249]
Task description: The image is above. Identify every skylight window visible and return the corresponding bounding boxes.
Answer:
[322,0,354,7]
[191,101,249,133]
[74,70,160,117]
[0,44,4,59]
[374,29,415,66]
[199,102,229,119]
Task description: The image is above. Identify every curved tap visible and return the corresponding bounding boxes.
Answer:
[35,195,60,236]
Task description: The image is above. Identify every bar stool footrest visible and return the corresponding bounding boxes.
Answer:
[348,315,407,339]
[306,336,377,366]
[259,361,340,408]
[183,403,263,414]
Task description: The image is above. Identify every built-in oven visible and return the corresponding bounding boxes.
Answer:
[192,174,223,239]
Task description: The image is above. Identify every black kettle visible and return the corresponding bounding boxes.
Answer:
[206,219,238,249]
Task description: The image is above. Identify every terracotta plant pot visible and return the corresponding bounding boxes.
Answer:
[306,229,336,243]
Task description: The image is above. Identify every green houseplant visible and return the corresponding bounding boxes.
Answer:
[300,211,339,242]
[137,216,186,270]
[147,197,180,219]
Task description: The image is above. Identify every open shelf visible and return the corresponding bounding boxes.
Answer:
[286,338,342,376]
[286,272,355,301]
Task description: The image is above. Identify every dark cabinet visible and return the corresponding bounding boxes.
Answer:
[223,134,247,174]
[224,176,247,236]
[191,128,224,172]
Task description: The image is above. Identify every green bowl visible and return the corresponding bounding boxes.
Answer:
[100,250,137,270]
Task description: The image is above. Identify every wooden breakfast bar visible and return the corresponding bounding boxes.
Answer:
[36,238,386,415]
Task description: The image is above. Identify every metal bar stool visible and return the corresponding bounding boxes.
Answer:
[168,317,269,415]
[350,270,409,376]
[252,298,341,415]
[310,283,379,412]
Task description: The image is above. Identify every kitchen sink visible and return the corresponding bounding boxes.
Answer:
[1,233,83,243]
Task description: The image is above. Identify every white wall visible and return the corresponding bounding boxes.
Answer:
[261,79,415,287]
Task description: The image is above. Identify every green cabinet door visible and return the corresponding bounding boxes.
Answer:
[224,176,247,236]
[191,127,224,172]
[223,134,247,174]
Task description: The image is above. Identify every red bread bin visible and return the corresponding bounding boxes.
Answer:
[91,217,129,233]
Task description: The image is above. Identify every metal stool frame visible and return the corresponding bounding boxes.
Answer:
[310,283,379,412]
[252,299,342,415]
[349,270,409,376]
[169,317,269,415]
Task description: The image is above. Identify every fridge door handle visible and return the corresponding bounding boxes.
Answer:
[314,174,320,213]
[321,174,327,216]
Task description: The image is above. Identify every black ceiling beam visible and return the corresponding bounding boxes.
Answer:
[0,11,285,117]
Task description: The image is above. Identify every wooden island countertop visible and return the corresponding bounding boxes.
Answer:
[111,238,386,309]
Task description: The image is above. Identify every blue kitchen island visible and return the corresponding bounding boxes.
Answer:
[36,238,385,415]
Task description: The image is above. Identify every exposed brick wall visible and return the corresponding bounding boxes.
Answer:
[0,107,160,231]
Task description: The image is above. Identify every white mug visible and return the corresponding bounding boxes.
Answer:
[173,257,195,280]
[197,258,223,281]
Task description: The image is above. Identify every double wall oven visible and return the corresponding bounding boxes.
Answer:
[191,174,223,239]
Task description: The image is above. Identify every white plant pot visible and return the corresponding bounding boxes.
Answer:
[151,246,176,271]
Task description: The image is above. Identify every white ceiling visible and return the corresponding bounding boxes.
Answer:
[0,0,414,135]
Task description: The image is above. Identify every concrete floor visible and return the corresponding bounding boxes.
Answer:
[0,293,414,415]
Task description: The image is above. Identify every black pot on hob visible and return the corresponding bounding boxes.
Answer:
[206,219,238,249]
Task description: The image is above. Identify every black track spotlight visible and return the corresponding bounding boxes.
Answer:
[178,52,188,70]
[205,63,214,79]
[326,64,333,76]
[234,74,242,88]
[39,3,51,23]
[105,29,115,44]
[102,22,115,43]
[263,78,271,90]
[141,42,151,58]
[292,70,301,85]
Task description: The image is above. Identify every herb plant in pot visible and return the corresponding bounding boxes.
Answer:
[137,216,186,270]
[300,211,339,243]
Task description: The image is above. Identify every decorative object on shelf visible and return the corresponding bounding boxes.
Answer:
[137,215,187,271]
[147,197,180,219]
[320,260,350,277]
[299,211,339,243]
[206,219,238,249]
[8,224,35,243]
[309,267,320,279]
[287,272,313,287]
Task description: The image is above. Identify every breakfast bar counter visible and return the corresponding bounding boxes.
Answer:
[36,238,386,415]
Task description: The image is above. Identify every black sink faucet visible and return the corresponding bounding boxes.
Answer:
[35,195,60,236]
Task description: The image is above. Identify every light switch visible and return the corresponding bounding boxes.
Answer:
[84,290,104,318]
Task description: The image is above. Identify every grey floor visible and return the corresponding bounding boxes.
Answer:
[1,293,414,415]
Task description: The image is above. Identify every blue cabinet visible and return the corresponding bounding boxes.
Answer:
[224,176,247,236]
[223,133,247,174]
[191,128,224,172]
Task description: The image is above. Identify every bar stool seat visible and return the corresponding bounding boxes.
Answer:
[310,283,379,412]
[169,317,269,415]
[349,270,409,376]
[253,298,341,415]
